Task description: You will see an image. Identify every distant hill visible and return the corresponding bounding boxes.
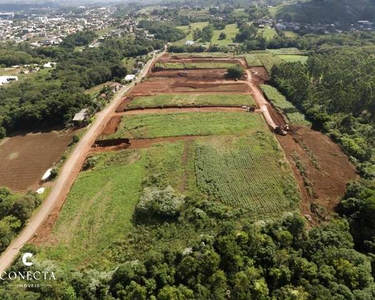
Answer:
[274,0,375,23]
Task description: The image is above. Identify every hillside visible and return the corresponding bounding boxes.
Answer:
[274,0,375,23]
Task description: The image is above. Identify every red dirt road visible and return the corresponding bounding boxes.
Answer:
[0,50,165,273]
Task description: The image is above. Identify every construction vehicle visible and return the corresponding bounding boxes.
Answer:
[274,126,288,136]
[242,105,256,112]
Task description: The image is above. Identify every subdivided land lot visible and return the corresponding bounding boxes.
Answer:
[127,94,255,109]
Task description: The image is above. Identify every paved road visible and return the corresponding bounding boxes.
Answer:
[0,50,164,272]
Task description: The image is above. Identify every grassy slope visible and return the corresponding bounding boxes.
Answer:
[128,94,255,108]
[261,84,310,126]
[211,24,239,45]
[104,112,266,139]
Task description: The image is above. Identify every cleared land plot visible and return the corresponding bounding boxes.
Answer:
[277,55,308,63]
[100,112,265,140]
[194,133,300,212]
[0,131,73,191]
[38,130,301,268]
[130,78,251,95]
[127,94,255,109]
[149,69,227,80]
[261,84,310,126]
[154,61,238,70]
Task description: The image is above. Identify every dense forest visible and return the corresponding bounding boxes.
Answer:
[271,52,374,178]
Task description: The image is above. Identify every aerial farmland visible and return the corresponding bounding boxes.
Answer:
[29,53,357,270]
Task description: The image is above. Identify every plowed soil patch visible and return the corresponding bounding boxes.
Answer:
[0,131,73,192]
[250,67,270,84]
[90,136,202,153]
[130,77,251,95]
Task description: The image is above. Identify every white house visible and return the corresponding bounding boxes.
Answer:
[0,76,18,85]
[185,40,195,46]
[125,74,136,82]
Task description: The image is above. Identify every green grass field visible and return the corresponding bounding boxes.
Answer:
[211,24,239,45]
[277,55,308,63]
[261,84,310,126]
[103,112,266,139]
[176,22,209,45]
[128,94,255,109]
[154,61,237,70]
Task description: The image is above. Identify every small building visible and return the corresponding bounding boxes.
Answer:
[185,40,195,46]
[72,109,89,122]
[110,82,122,92]
[0,76,18,85]
[125,74,136,82]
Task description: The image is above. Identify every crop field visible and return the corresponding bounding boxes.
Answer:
[0,131,73,191]
[261,84,310,125]
[154,61,238,70]
[128,94,255,109]
[278,55,308,63]
[39,127,300,268]
[101,112,266,140]
[194,133,300,212]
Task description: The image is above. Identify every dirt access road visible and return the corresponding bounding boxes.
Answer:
[0,50,166,273]
[245,70,277,129]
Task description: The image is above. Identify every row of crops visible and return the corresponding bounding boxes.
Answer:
[193,133,300,214]
[260,84,311,126]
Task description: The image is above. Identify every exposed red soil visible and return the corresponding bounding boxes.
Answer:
[130,77,251,96]
[249,67,270,84]
[89,135,203,154]
[115,97,133,112]
[101,116,121,135]
[277,126,358,218]
[0,131,73,192]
